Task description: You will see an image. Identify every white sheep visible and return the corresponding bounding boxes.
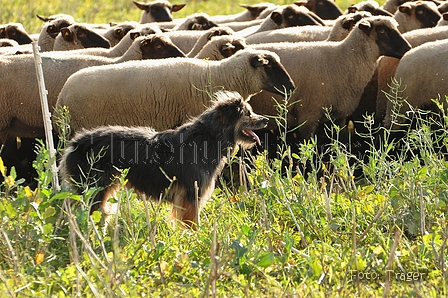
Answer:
[163,26,235,54]
[185,26,235,57]
[0,38,19,47]
[394,1,441,33]
[37,15,75,51]
[237,5,325,38]
[102,21,140,47]
[437,12,448,26]
[245,11,372,44]
[248,16,411,139]
[133,0,185,23]
[402,25,448,47]
[192,35,247,59]
[52,23,111,51]
[384,39,448,128]
[60,24,163,58]
[209,3,277,23]
[0,34,185,143]
[56,48,295,132]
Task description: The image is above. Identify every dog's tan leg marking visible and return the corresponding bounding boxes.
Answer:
[170,188,198,230]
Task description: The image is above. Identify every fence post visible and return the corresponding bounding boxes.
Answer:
[32,41,60,191]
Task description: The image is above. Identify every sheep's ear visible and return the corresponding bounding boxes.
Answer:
[271,11,283,25]
[294,1,307,7]
[60,28,73,41]
[133,1,150,12]
[341,16,355,30]
[250,55,269,68]
[130,32,141,40]
[398,4,412,15]
[172,4,186,12]
[0,28,4,37]
[358,20,372,34]
[347,6,357,13]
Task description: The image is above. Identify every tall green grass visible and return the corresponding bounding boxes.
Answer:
[0,82,447,296]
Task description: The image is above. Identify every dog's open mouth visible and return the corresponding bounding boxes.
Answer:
[242,128,261,146]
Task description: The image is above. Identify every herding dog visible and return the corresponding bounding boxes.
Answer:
[59,91,269,229]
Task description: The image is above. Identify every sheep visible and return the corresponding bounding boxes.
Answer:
[192,35,247,59]
[248,16,411,140]
[52,23,111,51]
[295,0,343,20]
[163,26,234,54]
[102,21,140,47]
[394,1,441,33]
[185,26,236,57]
[437,12,448,26]
[133,0,185,23]
[0,34,185,143]
[384,39,448,128]
[56,48,295,132]
[37,15,75,51]
[346,0,393,16]
[0,23,33,44]
[171,13,218,31]
[209,3,277,23]
[0,38,19,47]
[245,11,372,43]
[382,0,412,14]
[237,4,325,38]
[403,25,448,47]
[61,24,163,58]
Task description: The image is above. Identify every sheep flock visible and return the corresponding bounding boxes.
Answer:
[1,0,448,185]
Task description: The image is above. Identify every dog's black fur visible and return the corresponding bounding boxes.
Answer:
[60,91,268,228]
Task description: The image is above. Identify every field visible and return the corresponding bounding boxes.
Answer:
[1,0,448,297]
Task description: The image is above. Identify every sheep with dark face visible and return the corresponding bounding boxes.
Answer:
[382,0,412,14]
[133,0,185,23]
[346,0,393,16]
[52,23,111,51]
[0,34,185,143]
[295,0,343,20]
[192,35,247,59]
[238,4,325,37]
[37,15,74,51]
[102,21,140,47]
[56,49,295,132]
[163,26,234,54]
[249,16,411,140]
[0,23,33,44]
[246,11,372,43]
[171,13,218,31]
[394,1,441,33]
[210,3,277,23]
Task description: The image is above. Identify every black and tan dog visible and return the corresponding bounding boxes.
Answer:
[60,91,268,229]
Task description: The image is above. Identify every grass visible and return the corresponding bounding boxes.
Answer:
[1,80,447,296]
[1,0,447,296]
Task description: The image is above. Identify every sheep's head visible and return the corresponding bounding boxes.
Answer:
[358,17,411,58]
[134,0,186,23]
[247,50,295,96]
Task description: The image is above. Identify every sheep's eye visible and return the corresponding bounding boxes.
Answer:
[155,43,162,49]
[378,28,386,34]
[417,9,424,15]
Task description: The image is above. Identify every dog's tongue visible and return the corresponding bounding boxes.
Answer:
[243,129,261,146]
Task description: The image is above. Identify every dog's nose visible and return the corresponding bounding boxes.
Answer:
[261,116,269,126]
